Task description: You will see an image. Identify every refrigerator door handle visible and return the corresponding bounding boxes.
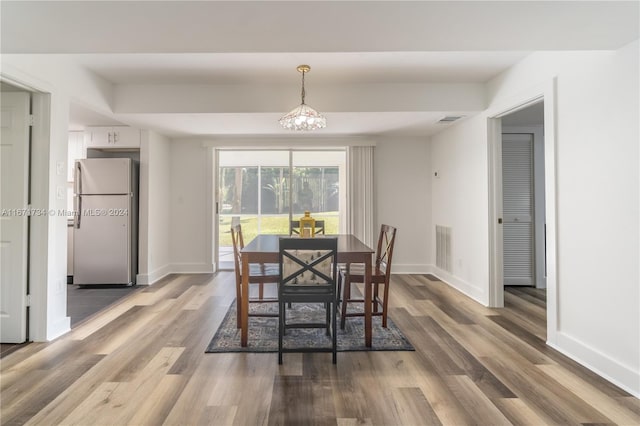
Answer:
[74,161,82,229]
[75,161,82,195]
[75,195,82,229]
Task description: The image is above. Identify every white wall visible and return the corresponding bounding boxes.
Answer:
[430,118,490,301]
[375,137,431,273]
[430,40,639,395]
[169,141,214,273]
[169,137,431,274]
[138,130,172,284]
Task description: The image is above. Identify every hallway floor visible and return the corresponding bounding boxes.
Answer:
[67,283,141,327]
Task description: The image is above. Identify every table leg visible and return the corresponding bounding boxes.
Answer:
[241,256,249,347]
[364,253,372,347]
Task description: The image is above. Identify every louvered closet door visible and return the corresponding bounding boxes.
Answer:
[502,133,534,286]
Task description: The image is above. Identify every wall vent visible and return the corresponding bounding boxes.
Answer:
[435,225,452,272]
[438,116,464,123]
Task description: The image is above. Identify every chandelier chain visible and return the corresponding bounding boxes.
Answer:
[301,70,306,105]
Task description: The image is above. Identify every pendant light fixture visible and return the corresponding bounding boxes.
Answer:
[279,65,327,131]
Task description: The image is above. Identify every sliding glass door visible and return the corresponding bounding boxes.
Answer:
[217,149,345,269]
[291,151,342,234]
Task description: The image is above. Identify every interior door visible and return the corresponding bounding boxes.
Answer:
[502,133,535,286]
[1,92,31,343]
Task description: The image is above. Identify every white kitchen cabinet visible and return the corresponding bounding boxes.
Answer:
[84,126,140,149]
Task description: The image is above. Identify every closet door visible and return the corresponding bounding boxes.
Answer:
[0,92,30,343]
[502,133,534,286]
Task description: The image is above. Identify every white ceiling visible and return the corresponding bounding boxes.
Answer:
[2,1,638,138]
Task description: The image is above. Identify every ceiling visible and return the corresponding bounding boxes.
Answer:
[2,1,638,138]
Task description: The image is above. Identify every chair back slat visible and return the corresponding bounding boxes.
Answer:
[230,224,244,282]
[289,219,326,236]
[279,237,337,289]
[376,224,397,277]
[282,249,335,285]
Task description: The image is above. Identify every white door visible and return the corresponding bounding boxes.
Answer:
[0,92,30,343]
[502,133,535,286]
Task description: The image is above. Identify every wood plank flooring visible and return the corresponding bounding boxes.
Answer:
[1,273,638,425]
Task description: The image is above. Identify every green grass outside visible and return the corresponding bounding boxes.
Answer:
[219,213,339,246]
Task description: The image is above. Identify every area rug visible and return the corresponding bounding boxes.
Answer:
[206,300,414,353]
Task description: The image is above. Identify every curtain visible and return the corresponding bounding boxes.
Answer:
[346,146,375,247]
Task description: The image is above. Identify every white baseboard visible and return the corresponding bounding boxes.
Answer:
[136,264,172,286]
[137,263,214,285]
[392,263,431,274]
[549,332,640,398]
[169,263,215,274]
[46,316,71,341]
[428,265,487,305]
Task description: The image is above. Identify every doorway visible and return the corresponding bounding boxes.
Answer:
[487,81,559,345]
[501,102,546,289]
[500,103,547,340]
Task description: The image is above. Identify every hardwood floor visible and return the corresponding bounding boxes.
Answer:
[1,273,638,425]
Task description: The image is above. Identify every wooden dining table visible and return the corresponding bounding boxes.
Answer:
[240,234,375,347]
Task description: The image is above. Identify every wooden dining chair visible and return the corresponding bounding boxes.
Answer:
[289,219,326,236]
[231,224,279,328]
[278,237,338,364]
[338,224,397,330]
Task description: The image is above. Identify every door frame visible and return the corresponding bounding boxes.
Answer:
[487,77,559,346]
[1,74,53,342]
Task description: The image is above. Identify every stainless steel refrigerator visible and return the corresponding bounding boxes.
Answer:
[73,158,138,285]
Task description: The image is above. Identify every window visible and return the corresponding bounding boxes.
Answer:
[217,150,345,269]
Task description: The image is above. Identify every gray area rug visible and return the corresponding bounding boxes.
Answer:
[206,300,414,353]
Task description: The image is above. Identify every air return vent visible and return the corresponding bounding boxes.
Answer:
[438,116,464,123]
[436,225,452,272]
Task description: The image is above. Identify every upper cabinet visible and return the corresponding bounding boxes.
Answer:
[84,126,141,149]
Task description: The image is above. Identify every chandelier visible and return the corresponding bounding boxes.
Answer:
[279,65,327,131]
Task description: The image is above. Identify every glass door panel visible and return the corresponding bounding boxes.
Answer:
[218,151,289,269]
[218,166,258,269]
[291,151,345,234]
[259,166,290,235]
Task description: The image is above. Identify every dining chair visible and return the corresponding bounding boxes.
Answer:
[231,224,279,328]
[289,219,326,236]
[338,224,397,330]
[278,237,338,364]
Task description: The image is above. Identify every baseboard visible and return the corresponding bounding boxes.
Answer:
[169,263,215,274]
[46,316,71,341]
[392,263,431,274]
[136,264,172,286]
[549,332,640,397]
[429,266,487,305]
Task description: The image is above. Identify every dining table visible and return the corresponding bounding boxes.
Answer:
[240,234,375,347]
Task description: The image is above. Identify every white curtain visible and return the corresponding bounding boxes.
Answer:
[346,146,375,247]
